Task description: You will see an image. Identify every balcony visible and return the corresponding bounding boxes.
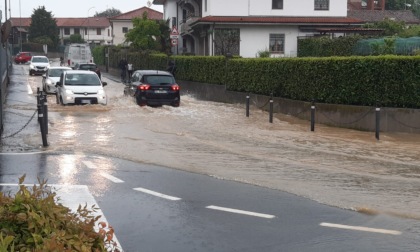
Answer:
[180,16,200,35]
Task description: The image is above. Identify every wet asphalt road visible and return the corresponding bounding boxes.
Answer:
[0,152,419,252]
[1,61,420,251]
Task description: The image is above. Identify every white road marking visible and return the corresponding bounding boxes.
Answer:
[83,161,97,169]
[0,184,123,250]
[100,173,124,183]
[27,84,33,94]
[320,222,402,235]
[133,187,181,201]
[206,205,275,219]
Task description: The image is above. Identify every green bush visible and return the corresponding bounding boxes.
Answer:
[0,175,119,251]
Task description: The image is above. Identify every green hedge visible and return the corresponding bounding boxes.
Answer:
[99,46,420,109]
[298,36,363,57]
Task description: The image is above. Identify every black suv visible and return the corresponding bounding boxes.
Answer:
[74,63,101,79]
[123,70,180,107]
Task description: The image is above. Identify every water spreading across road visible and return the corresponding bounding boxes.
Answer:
[3,62,420,220]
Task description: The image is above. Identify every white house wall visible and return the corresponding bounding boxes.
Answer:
[204,0,347,17]
[211,25,306,58]
[113,21,132,45]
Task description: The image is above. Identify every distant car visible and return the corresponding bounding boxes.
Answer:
[42,66,72,94]
[55,70,107,105]
[29,56,50,76]
[14,52,32,64]
[123,70,180,107]
[74,63,101,79]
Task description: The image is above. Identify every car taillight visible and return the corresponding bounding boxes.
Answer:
[138,84,151,90]
[171,84,180,91]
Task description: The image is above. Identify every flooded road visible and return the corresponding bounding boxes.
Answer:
[3,61,420,220]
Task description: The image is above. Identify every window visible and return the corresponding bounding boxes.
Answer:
[85,28,87,35]
[122,27,128,33]
[74,28,80,34]
[108,29,110,36]
[97,28,101,35]
[315,0,329,10]
[272,0,283,9]
[64,28,70,35]
[269,34,285,53]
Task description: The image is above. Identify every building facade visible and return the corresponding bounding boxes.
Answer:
[153,0,363,57]
[109,7,163,45]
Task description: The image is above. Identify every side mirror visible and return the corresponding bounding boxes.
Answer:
[102,82,107,86]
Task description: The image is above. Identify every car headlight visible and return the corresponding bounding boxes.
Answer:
[46,79,52,85]
[65,89,74,95]
[97,89,105,95]
[29,64,35,69]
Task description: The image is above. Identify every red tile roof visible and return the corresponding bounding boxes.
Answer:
[10,17,110,28]
[110,7,163,20]
[348,10,420,24]
[10,18,31,27]
[193,16,363,25]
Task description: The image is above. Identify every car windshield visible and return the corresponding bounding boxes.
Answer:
[144,75,175,85]
[65,74,101,86]
[79,65,96,71]
[32,57,49,63]
[49,69,68,77]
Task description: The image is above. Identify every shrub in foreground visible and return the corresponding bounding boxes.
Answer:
[0,175,120,251]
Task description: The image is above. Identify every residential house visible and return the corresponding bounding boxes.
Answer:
[109,7,163,45]
[153,0,364,57]
[9,17,112,47]
[57,17,112,45]
[347,0,420,25]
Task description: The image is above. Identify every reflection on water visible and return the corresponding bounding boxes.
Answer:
[3,65,420,219]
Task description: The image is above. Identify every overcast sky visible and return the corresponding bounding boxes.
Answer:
[1,0,163,21]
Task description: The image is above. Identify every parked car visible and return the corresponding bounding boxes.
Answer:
[123,70,180,107]
[14,52,32,64]
[29,56,50,76]
[42,66,72,94]
[74,63,101,79]
[55,70,107,105]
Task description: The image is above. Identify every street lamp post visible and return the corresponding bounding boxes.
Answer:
[19,0,22,52]
[87,7,95,43]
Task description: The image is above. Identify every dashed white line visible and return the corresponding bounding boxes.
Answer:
[206,205,275,219]
[133,187,181,201]
[100,173,124,183]
[320,222,402,235]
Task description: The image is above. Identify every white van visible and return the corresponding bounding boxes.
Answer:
[64,43,93,69]
[55,70,107,105]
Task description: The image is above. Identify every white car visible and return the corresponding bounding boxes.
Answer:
[42,66,72,94]
[29,56,50,76]
[55,70,107,105]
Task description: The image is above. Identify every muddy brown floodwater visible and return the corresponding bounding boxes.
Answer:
[3,63,420,220]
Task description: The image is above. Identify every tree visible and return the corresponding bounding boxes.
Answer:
[28,6,59,47]
[69,34,85,43]
[363,18,405,36]
[386,0,414,10]
[214,29,240,56]
[94,7,122,18]
[125,12,161,50]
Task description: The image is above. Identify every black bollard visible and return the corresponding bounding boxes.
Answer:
[43,94,48,135]
[375,107,380,140]
[246,94,250,117]
[269,94,273,123]
[311,101,315,132]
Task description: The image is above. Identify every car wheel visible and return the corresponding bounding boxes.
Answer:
[135,96,146,106]
[59,96,66,106]
[171,102,180,107]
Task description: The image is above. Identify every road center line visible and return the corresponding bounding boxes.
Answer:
[320,222,402,235]
[206,205,275,219]
[133,187,181,201]
[100,173,124,183]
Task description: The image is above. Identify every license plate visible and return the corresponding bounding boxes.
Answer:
[81,99,91,104]
[155,90,167,94]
